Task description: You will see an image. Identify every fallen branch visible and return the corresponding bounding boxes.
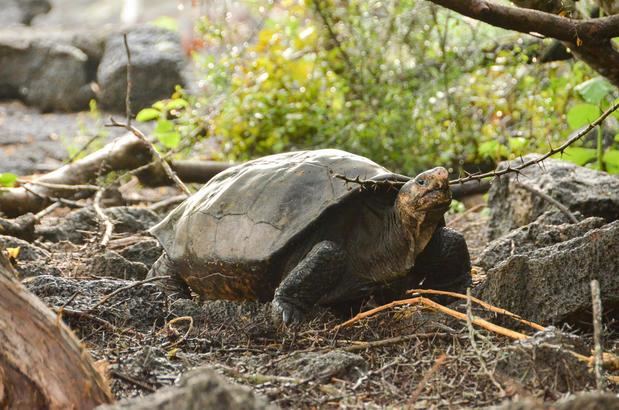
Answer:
[407,288,546,331]
[0,133,234,217]
[334,295,529,340]
[0,248,112,408]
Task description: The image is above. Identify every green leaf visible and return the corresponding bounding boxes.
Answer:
[566,104,600,130]
[574,77,615,105]
[558,147,597,166]
[154,120,181,149]
[0,173,17,187]
[603,149,619,174]
[479,140,509,159]
[136,108,161,122]
[508,136,527,153]
[165,98,189,110]
[614,133,619,143]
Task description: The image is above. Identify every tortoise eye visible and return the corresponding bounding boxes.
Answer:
[416,178,426,186]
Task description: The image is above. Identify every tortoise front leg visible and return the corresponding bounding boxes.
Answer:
[272,240,346,325]
[413,227,472,297]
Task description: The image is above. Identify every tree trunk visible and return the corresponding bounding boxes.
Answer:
[0,248,112,409]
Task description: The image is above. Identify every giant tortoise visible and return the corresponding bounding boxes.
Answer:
[149,149,471,323]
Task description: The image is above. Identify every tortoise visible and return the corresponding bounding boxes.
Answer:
[149,149,471,324]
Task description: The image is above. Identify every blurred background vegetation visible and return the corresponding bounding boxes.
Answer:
[140,0,619,176]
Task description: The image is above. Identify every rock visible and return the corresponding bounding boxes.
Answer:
[25,275,167,330]
[495,328,594,394]
[38,206,161,243]
[97,26,186,112]
[0,0,51,26]
[0,28,105,111]
[90,250,149,280]
[274,350,367,382]
[0,235,60,277]
[478,220,619,325]
[97,367,277,410]
[118,238,162,267]
[487,155,619,240]
[0,213,37,241]
[477,214,605,270]
[488,392,619,410]
[554,393,619,410]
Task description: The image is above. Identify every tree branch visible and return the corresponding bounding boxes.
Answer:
[427,0,619,43]
[427,0,619,86]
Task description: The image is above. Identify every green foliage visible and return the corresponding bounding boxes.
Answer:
[146,0,619,175]
[137,89,192,151]
[561,77,619,172]
[0,173,17,187]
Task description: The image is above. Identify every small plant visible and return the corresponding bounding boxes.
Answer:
[560,76,619,172]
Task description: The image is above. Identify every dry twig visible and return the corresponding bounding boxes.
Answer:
[93,189,114,247]
[107,118,191,196]
[591,279,605,390]
[88,275,170,312]
[334,296,529,340]
[164,316,194,348]
[408,353,447,404]
[466,289,504,394]
[407,289,546,331]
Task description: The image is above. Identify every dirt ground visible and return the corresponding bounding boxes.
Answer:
[7,196,616,409]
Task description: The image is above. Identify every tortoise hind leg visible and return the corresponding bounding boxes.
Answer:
[273,240,346,325]
[148,253,192,299]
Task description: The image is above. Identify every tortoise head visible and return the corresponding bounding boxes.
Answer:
[395,167,451,251]
[397,167,451,214]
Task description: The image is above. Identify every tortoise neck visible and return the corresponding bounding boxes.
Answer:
[383,207,418,270]
[392,206,443,265]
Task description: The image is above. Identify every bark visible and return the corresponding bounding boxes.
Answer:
[0,248,112,409]
[428,0,619,87]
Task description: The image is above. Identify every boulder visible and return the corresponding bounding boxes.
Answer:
[489,393,619,410]
[0,0,51,26]
[478,220,619,325]
[97,26,186,112]
[477,214,605,270]
[495,328,594,394]
[273,350,367,382]
[0,28,105,111]
[487,155,619,240]
[96,367,277,410]
[118,237,162,267]
[90,250,149,280]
